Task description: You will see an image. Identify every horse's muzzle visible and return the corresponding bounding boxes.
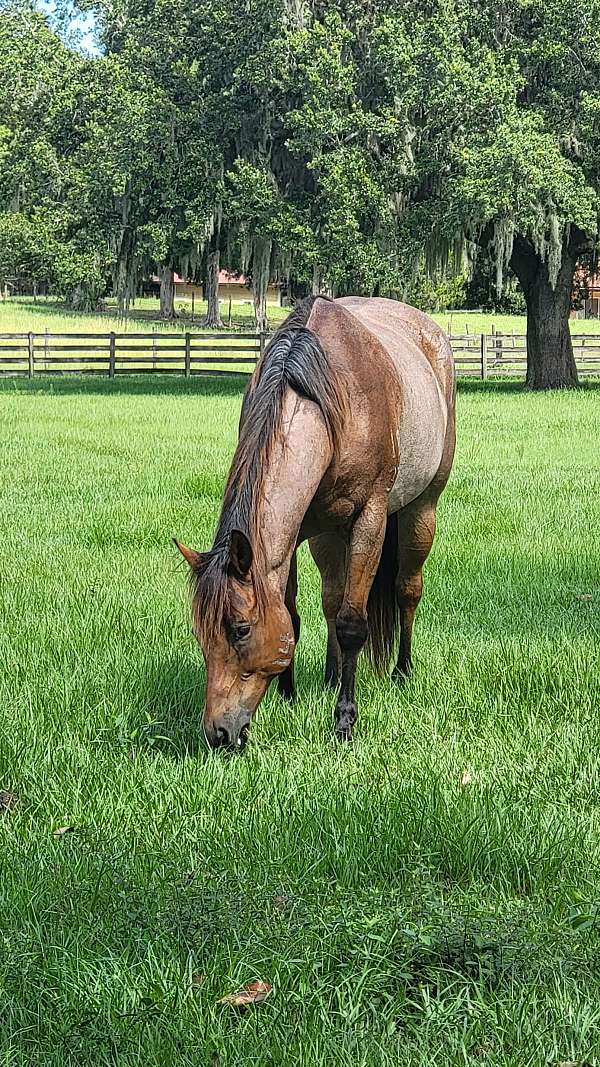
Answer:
[204,709,252,751]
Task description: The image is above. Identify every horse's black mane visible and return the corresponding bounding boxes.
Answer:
[191,294,346,641]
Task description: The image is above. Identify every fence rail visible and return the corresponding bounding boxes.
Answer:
[1,330,600,379]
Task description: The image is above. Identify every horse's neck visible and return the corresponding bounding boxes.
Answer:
[259,389,331,594]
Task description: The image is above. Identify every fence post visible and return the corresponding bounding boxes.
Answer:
[109,332,116,378]
[259,330,265,361]
[28,332,34,378]
[44,325,49,370]
[152,326,157,370]
[185,331,191,378]
[480,333,488,381]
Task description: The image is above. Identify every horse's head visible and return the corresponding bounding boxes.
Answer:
[176,530,295,749]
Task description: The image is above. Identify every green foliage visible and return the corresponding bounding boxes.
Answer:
[0,212,57,284]
[464,259,527,314]
[2,0,600,363]
[407,264,467,314]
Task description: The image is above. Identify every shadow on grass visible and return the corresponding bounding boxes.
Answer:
[458,377,600,394]
[0,373,249,400]
[128,650,333,762]
[3,372,599,400]
[127,655,209,760]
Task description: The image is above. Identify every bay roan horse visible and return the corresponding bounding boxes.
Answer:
[176,296,455,748]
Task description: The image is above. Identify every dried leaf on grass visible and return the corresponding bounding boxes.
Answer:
[53,825,76,837]
[272,895,288,913]
[218,980,272,1009]
[191,973,205,989]
[460,769,472,787]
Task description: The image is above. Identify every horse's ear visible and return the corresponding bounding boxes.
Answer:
[229,529,253,580]
[174,539,205,571]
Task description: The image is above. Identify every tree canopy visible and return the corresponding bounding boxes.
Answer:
[1,0,599,385]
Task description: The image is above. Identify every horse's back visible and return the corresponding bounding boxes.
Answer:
[332,297,455,512]
[336,297,454,404]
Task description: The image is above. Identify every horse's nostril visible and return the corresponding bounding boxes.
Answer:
[215,726,230,747]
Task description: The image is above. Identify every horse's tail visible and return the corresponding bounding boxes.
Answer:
[366,512,400,673]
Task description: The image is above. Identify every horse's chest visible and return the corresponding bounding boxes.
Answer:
[387,386,447,513]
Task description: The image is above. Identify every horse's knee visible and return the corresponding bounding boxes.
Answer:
[335,609,368,654]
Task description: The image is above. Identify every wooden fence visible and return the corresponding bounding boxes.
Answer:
[1,329,600,379]
[451,331,600,378]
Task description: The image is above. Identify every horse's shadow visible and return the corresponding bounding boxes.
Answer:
[127,651,330,761]
[126,655,208,760]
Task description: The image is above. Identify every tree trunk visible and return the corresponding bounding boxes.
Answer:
[510,235,578,389]
[312,264,322,295]
[68,282,97,312]
[251,236,271,334]
[159,264,175,320]
[203,247,223,327]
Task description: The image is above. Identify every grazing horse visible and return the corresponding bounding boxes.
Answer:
[176,295,455,748]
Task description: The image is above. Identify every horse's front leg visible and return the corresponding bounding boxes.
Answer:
[334,496,387,741]
[278,550,300,700]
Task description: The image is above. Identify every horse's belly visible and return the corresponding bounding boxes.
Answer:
[387,385,447,513]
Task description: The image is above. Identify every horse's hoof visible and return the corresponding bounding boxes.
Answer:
[335,724,353,742]
[392,661,412,683]
[334,712,355,742]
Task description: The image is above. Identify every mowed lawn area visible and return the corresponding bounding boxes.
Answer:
[3,293,600,337]
[1,374,600,1065]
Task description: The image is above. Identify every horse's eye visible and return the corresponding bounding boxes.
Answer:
[234,622,251,641]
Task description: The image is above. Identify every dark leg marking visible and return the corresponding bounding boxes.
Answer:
[278,551,300,701]
[333,610,368,741]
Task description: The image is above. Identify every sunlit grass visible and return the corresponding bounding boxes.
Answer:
[1,375,599,1065]
[0,295,289,335]
[2,294,600,338]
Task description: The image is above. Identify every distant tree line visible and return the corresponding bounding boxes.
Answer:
[1,0,599,386]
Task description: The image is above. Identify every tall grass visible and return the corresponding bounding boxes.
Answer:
[1,375,599,1065]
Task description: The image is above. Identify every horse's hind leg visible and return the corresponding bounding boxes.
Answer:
[393,497,437,679]
[309,532,347,688]
[278,550,300,700]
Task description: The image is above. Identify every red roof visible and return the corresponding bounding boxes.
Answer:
[151,271,250,286]
[217,270,249,286]
[172,271,250,286]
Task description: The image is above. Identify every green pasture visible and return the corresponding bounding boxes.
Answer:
[2,294,600,338]
[0,296,290,335]
[1,374,600,1065]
